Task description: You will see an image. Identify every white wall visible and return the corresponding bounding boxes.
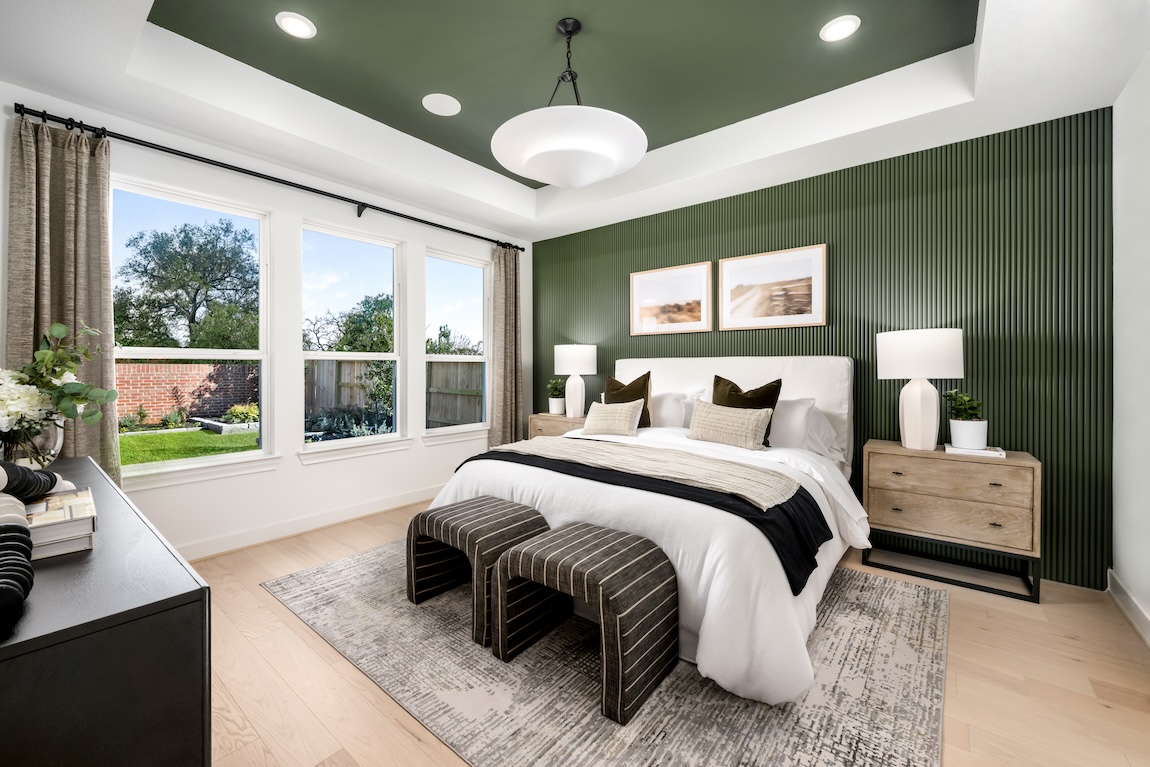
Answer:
[1112,50,1150,641]
[0,81,533,559]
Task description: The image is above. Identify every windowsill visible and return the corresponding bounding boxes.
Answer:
[297,434,414,465]
[122,451,282,492]
[421,424,490,447]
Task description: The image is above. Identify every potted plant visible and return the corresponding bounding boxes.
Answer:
[547,378,566,415]
[943,389,987,450]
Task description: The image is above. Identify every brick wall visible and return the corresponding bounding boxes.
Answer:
[115,362,259,423]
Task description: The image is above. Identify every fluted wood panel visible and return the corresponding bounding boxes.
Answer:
[532,109,1113,589]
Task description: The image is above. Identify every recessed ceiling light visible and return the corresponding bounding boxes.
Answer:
[422,93,462,117]
[819,15,861,43]
[275,11,317,39]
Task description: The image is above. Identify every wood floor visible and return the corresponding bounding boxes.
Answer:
[195,502,1150,767]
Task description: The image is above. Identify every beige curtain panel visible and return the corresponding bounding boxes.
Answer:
[7,116,120,481]
[489,245,523,447]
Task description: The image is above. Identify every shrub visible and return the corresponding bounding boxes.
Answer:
[135,403,148,424]
[161,406,189,429]
[303,405,393,442]
[221,402,259,424]
[118,414,139,433]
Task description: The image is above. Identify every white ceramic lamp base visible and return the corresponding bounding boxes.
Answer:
[899,377,940,451]
[565,374,587,419]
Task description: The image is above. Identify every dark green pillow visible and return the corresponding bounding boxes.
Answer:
[604,371,652,428]
[711,375,782,446]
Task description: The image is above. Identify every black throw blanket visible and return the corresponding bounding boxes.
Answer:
[461,450,833,595]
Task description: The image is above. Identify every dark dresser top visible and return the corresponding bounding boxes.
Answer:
[0,457,207,660]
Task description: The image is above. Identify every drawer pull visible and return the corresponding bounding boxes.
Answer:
[891,471,904,476]
[989,482,1002,487]
[989,522,1003,527]
[890,507,903,512]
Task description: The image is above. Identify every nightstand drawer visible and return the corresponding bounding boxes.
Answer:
[528,414,585,438]
[868,452,1033,508]
[869,488,1034,551]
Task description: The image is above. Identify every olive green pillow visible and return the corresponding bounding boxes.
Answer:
[604,371,652,428]
[711,375,783,446]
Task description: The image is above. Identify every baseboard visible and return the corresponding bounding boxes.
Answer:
[1108,569,1150,650]
[177,483,444,561]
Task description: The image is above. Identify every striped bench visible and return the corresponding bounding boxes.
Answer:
[406,496,556,647]
[492,522,679,725]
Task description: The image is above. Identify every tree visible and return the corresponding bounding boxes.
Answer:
[117,219,259,347]
[113,286,179,347]
[425,324,481,355]
[335,293,394,353]
[190,300,259,350]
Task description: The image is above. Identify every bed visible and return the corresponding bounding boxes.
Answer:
[432,355,871,705]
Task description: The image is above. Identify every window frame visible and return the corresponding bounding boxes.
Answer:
[111,178,272,478]
[300,222,405,453]
[423,250,491,435]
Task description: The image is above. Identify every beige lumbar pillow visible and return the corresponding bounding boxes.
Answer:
[687,400,772,451]
[582,399,645,437]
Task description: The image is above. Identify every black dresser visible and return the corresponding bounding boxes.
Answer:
[0,457,210,766]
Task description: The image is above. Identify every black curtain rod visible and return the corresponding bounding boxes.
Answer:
[12,103,525,252]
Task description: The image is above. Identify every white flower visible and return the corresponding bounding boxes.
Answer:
[0,367,57,435]
[49,371,78,387]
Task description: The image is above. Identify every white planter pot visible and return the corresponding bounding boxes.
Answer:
[548,397,566,415]
[950,419,988,450]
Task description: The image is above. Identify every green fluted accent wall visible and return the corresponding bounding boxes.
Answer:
[532,109,1113,590]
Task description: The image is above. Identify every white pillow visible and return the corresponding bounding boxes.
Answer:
[649,392,687,428]
[804,406,847,465]
[681,388,706,427]
[768,398,816,448]
[582,399,645,437]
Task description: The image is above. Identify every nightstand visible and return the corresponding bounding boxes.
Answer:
[528,413,586,438]
[862,439,1043,602]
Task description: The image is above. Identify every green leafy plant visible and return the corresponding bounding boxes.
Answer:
[135,403,149,424]
[19,322,118,426]
[118,414,140,433]
[161,406,189,429]
[547,378,565,398]
[943,389,984,421]
[220,402,259,424]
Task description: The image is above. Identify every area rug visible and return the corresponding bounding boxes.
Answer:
[263,542,948,767]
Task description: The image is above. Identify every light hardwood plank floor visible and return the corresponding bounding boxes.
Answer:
[195,502,1150,766]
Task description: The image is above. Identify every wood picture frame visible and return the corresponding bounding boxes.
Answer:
[719,244,827,330]
[630,261,713,336]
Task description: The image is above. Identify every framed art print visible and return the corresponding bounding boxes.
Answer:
[719,244,827,330]
[630,261,712,335]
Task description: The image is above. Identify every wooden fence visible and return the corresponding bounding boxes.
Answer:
[427,361,484,428]
[304,359,484,428]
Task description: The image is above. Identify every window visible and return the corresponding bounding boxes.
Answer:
[302,227,399,443]
[111,186,265,467]
[425,254,487,429]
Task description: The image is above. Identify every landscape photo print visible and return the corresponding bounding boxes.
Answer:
[719,244,827,330]
[630,261,713,335]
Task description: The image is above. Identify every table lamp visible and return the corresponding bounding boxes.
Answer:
[554,344,597,419]
[876,328,963,451]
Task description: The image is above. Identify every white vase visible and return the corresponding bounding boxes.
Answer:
[949,419,988,450]
[548,397,565,415]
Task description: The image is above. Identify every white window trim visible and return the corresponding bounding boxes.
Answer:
[111,179,272,477]
[424,250,491,433]
[300,224,404,455]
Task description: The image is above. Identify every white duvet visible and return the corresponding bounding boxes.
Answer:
[431,426,871,704]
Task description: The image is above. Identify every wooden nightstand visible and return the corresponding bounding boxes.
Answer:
[862,439,1043,602]
[528,413,586,438]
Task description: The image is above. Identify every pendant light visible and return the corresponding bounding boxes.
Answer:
[491,18,647,189]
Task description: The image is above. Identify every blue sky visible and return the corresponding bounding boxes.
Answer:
[112,189,484,345]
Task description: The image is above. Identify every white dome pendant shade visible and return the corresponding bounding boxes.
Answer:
[491,105,647,188]
[491,18,647,189]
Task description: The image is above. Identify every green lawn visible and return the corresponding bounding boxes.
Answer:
[120,429,260,465]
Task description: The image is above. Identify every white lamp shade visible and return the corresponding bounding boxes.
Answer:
[876,329,964,380]
[554,344,597,375]
[491,105,647,188]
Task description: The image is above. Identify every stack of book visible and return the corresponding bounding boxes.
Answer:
[25,488,98,560]
[944,443,1007,458]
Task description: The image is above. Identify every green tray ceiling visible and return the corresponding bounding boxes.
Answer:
[148,1,978,187]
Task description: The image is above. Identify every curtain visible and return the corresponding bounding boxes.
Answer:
[489,245,523,446]
[7,116,119,481]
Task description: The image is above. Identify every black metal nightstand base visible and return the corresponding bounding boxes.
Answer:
[863,531,1041,603]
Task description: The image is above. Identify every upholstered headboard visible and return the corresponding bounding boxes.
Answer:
[614,356,855,464]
